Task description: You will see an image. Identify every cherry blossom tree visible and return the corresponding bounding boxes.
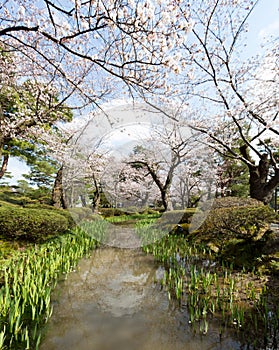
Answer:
[171,160,208,208]
[101,154,160,210]
[153,0,278,204]
[0,0,191,197]
[0,67,73,181]
[49,117,113,210]
[127,118,214,211]
[0,0,190,107]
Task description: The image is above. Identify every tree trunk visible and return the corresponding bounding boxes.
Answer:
[91,191,100,213]
[161,188,173,211]
[239,145,279,205]
[0,154,9,179]
[80,194,87,207]
[141,191,149,207]
[91,174,100,213]
[52,166,67,209]
[249,165,279,204]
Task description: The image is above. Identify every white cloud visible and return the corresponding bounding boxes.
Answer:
[259,21,279,40]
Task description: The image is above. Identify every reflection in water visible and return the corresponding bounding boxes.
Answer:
[40,248,241,350]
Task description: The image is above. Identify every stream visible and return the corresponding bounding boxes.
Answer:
[40,247,244,350]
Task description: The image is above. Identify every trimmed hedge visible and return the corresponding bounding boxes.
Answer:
[0,204,72,241]
[23,203,75,229]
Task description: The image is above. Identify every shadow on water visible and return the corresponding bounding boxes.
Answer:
[40,247,246,350]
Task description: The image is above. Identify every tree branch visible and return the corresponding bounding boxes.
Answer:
[0,25,39,36]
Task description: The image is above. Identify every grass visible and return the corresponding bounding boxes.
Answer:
[106,212,161,224]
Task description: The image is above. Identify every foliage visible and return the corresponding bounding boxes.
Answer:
[195,205,275,243]
[160,208,197,224]
[211,197,263,209]
[0,227,99,349]
[99,207,128,217]
[0,49,73,182]
[0,203,74,242]
[217,156,250,198]
[23,203,75,228]
[0,1,188,103]
[0,81,72,125]
[23,159,57,188]
[0,81,72,149]
[0,172,12,186]
[190,198,278,266]
[68,207,98,222]
[106,212,161,224]
[0,184,52,205]
[0,188,36,206]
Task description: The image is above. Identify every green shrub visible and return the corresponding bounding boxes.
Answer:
[68,207,99,222]
[195,205,275,241]
[190,198,277,252]
[160,208,197,224]
[0,200,17,208]
[0,192,36,206]
[23,203,75,228]
[23,203,60,210]
[0,205,70,241]
[187,198,278,269]
[142,208,160,215]
[99,208,125,217]
[211,196,263,209]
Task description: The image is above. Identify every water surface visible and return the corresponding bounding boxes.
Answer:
[40,247,243,350]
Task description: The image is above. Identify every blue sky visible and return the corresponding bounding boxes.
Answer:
[5,0,279,185]
[245,0,279,55]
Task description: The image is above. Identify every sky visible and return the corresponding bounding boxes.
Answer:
[245,0,279,52]
[5,0,279,186]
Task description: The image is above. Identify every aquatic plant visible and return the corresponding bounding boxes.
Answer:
[140,228,279,347]
[0,225,101,349]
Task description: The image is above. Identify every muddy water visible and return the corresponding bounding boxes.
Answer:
[40,248,242,350]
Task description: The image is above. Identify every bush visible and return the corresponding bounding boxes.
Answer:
[211,196,263,209]
[195,205,275,241]
[68,207,99,222]
[0,205,70,241]
[23,203,75,228]
[160,208,197,225]
[23,203,60,210]
[99,208,125,217]
[0,187,52,206]
[142,208,160,215]
[0,191,36,206]
[185,198,278,269]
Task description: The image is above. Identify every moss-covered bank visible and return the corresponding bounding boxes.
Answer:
[141,197,279,348]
